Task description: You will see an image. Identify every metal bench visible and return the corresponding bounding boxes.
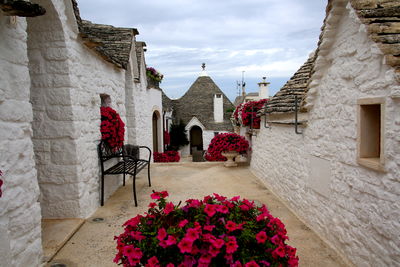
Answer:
[98,141,151,206]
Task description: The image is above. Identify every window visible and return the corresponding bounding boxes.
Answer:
[357,97,385,172]
[215,94,222,98]
[100,94,111,107]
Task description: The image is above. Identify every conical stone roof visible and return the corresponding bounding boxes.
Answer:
[172,76,234,131]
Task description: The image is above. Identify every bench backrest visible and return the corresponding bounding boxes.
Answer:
[98,141,122,163]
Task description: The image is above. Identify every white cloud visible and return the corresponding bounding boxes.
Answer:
[77,0,327,100]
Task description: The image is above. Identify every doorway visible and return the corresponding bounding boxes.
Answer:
[152,112,159,153]
[190,126,203,154]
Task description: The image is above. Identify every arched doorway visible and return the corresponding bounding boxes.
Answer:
[152,112,159,153]
[190,126,203,154]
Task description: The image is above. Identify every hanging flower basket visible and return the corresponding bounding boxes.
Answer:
[100,106,125,151]
[114,191,299,266]
[233,99,268,129]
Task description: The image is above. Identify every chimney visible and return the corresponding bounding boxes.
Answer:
[214,93,223,122]
[258,77,270,99]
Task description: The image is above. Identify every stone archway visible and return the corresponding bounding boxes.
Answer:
[190,126,203,154]
[27,1,79,219]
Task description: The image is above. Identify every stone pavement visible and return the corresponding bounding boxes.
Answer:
[47,162,352,267]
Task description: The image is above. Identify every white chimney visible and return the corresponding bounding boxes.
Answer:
[258,77,270,99]
[214,93,223,122]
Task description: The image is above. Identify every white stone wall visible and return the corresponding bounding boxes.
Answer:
[251,3,400,266]
[0,14,43,267]
[27,0,130,218]
[131,48,163,157]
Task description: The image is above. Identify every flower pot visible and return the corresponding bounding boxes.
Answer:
[221,151,239,167]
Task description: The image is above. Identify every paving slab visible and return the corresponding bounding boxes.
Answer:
[48,163,352,267]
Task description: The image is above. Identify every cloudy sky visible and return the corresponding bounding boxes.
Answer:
[78,0,327,101]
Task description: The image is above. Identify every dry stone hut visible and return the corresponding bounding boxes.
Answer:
[252,0,400,266]
[166,66,234,156]
[0,0,162,265]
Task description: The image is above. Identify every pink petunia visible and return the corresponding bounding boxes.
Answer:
[130,231,146,241]
[225,236,239,254]
[255,231,267,244]
[164,202,175,214]
[203,225,215,232]
[185,228,200,242]
[204,204,217,217]
[146,256,160,267]
[178,238,193,253]
[166,235,177,246]
[157,228,167,241]
[148,202,157,208]
[178,219,189,228]
[230,196,240,202]
[225,221,237,232]
[244,260,260,267]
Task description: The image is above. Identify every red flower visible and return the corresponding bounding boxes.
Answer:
[131,231,145,241]
[100,107,125,150]
[255,231,267,244]
[166,235,177,246]
[178,219,188,228]
[146,256,160,267]
[225,236,239,254]
[164,202,175,214]
[225,221,237,232]
[178,238,193,253]
[245,260,260,267]
[157,228,167,241]
[272,246,286,258]
[204,204,217,217]
[185,228,200,242]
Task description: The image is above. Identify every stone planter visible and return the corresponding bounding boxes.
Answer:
[221,151,239,167]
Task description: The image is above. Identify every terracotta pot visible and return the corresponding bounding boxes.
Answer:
[221,151,239,167]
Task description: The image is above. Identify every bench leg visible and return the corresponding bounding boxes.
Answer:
[101,174,104,206]
[147,163,151,187]
[132,174,138,207]
[123,173,126,186]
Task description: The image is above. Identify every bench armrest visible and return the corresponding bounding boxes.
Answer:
[138,146,152,162]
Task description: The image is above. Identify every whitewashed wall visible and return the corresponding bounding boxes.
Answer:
[131,47,163,157]
[251,3,400,266]
[27,0,127,218]
[0,14,43,267]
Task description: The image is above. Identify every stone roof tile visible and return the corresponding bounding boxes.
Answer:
[173,76,234,131]
[71,0,138,69]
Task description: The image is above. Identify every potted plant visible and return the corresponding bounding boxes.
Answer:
[146,67,164,88]
[114,191,299,266]
[205,133,249,167]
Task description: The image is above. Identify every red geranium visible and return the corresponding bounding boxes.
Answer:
[205,133,249,161]
[154,151,180,162]
[100,107,125,151]
[114,191,299,266]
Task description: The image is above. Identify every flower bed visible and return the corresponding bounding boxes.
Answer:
[233,99,268,129]
[114,191,299,266]
[100,106,125,151]
[205,133,249,161]
[154,151,180,162]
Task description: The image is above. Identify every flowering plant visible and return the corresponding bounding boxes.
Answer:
[205,133,249,161]
[154,151,180,163]
[233,99,268,129]
[100,106,125,151]
[146,67,164,83]
[114,191,299,267]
